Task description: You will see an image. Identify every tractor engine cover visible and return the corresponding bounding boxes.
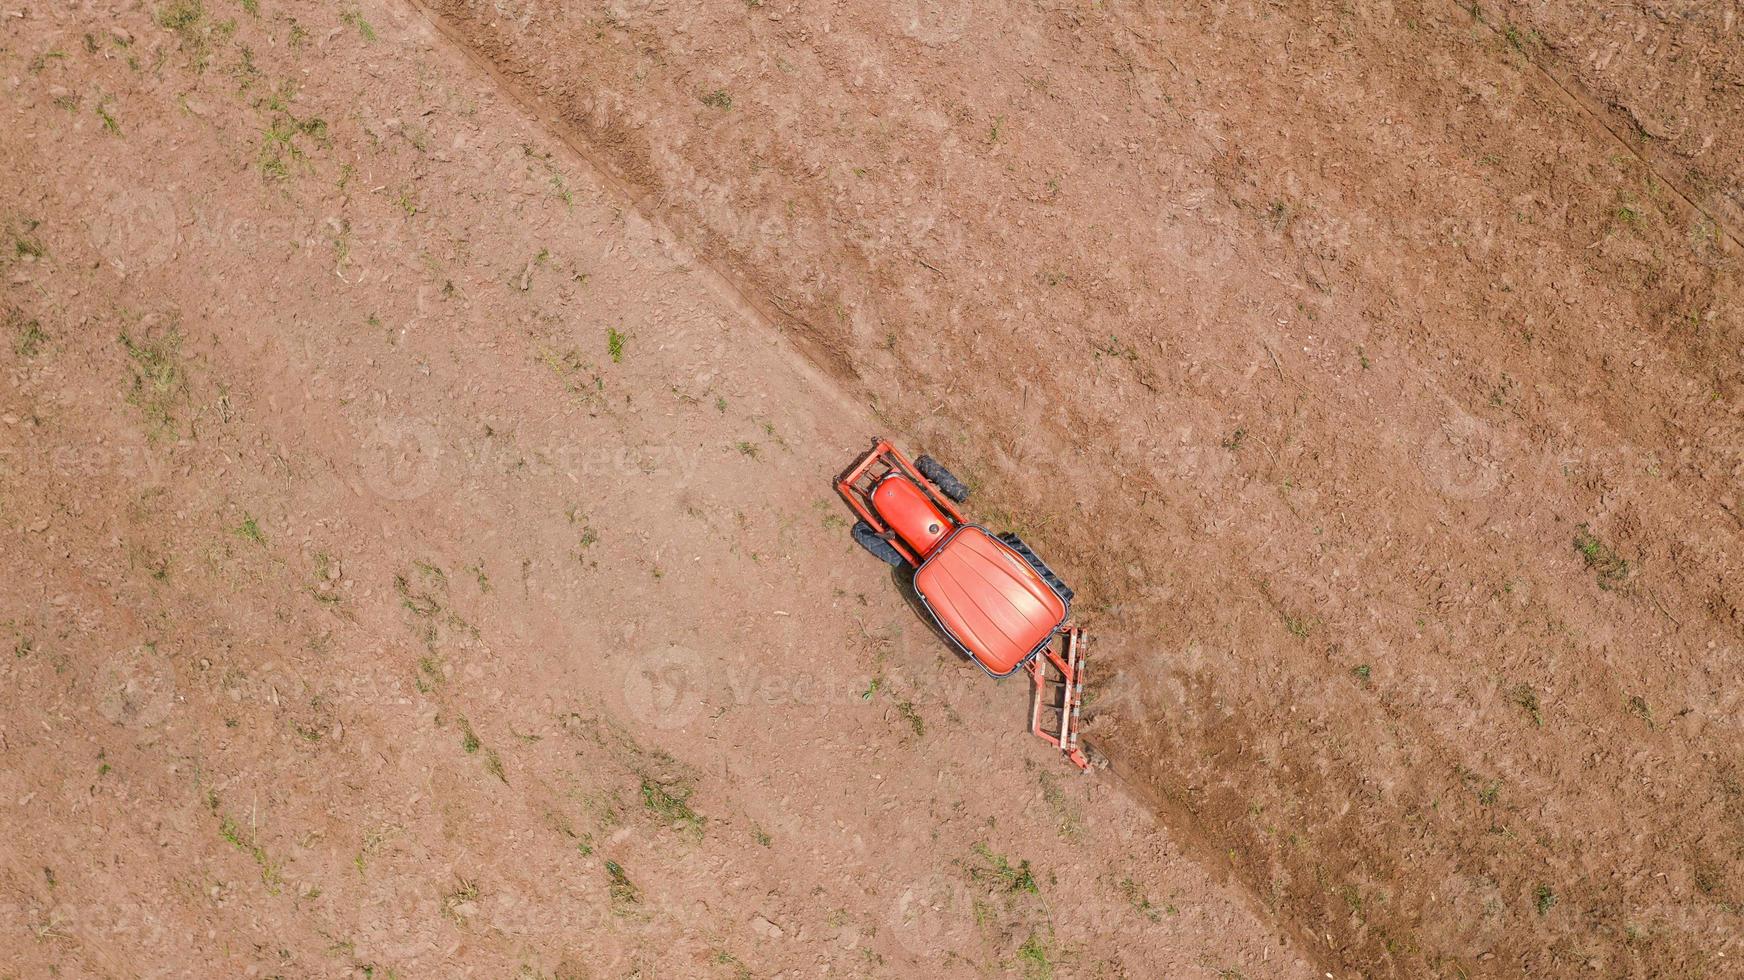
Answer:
[912,527,1068,676]
[870,474,952,557]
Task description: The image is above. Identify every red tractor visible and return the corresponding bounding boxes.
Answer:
[836,438,1089,770]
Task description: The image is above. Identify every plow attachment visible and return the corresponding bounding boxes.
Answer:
[1027,626,1089,770]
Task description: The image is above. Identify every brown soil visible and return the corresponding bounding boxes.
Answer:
[4,0,1743,978]
[1490,0,1744,246]
[1,2,1306,977]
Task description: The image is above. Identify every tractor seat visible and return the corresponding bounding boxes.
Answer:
[912,526,1067,677]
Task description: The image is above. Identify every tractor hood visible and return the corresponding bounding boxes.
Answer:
[911,526,1067,676]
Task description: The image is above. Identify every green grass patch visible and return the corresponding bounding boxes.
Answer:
[155,0,236,69]
[483,748,506,783]
[414,655,443,692]
[1626,695,1654,728]
[255,82,327,180]
[218,814,283,892]
[1534,884,1556,915]
[11,315,47,358]
[640,778,705,836]
[10,218,47,259]
[1017,930,1053,979]
[536,346,604,400]
[341,7,375,41]
[972,843,1038,894]
[119,329,186,440]
[895,699,925,737]
[96,100,122,135]
[1574,525,1629,589]
[1118,877,1162,922]
[605,860,638,907]
[1509,683,1543,727]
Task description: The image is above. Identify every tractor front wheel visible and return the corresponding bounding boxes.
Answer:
[915,455,971,502]
[851,520,905,567]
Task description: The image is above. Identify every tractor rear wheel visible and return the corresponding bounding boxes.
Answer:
[915,455,971,503]
[851,520,905,567]
[997,532,1075,604]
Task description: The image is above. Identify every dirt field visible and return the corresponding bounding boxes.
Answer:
[0,2,1308,977]
[3,0,1741,978]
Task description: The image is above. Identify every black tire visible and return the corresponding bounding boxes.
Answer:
[852,520,905,567]
[915,455,971,503]
[997,532,1075,604]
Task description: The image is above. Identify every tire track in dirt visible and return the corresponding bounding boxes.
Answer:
[400,0,869,405]
[396,0,867,390]
[389,0,1339,970]
[0,1,1316,975]
[1448,0,1744,253]
[380,0,1744,975]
